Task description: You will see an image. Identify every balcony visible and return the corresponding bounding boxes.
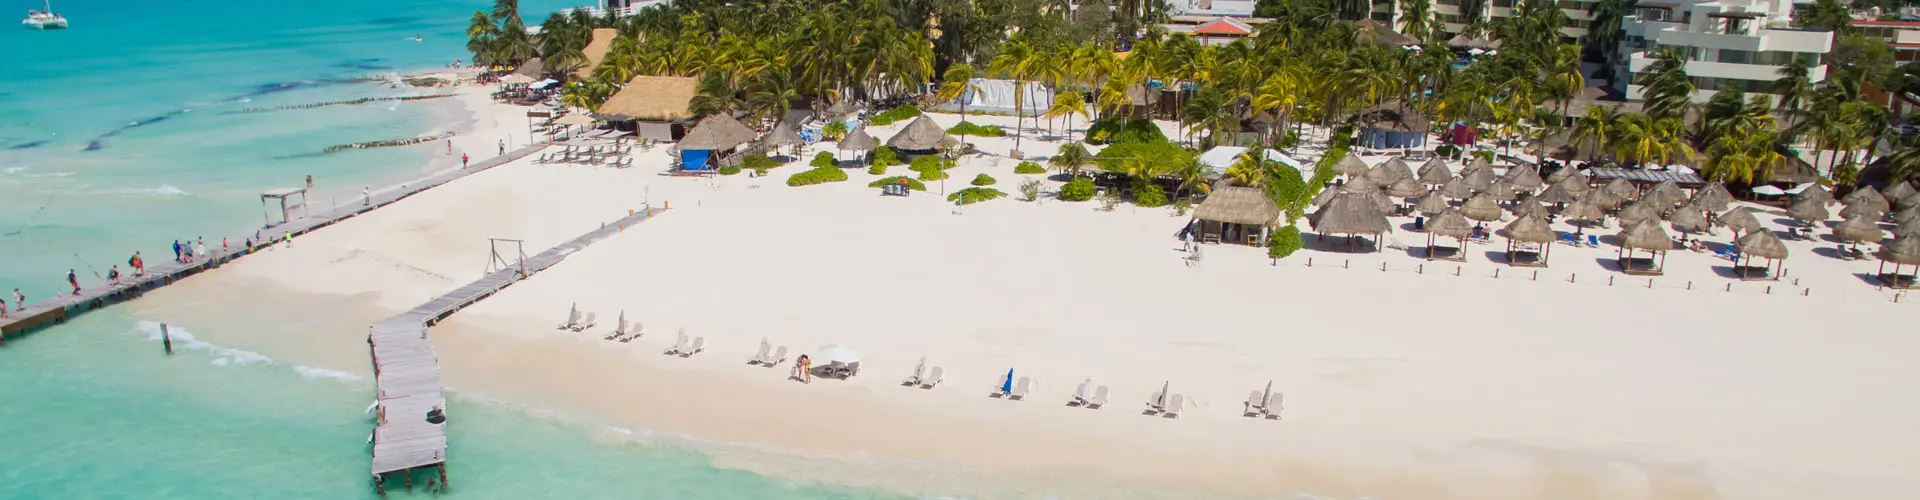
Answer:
[1628,52,1831,83]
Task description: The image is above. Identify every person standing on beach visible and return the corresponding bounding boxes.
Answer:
[462,153,470,169]
[283,231,292,248]
[446,139,452,155]
[67,269,80,295]
[306,175,314,190]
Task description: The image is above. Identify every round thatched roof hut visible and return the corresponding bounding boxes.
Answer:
[1898,217,1920,238]
[1418,160,1454,185]
[1620,220,1673,252]
[1465,156,1493,173]
[1366,157,1415,185]
[838,126,878,151]
[1894,205,1920,225]
[1426,208,1474,238]
[1462,166,1496,192]
[762,122,805,147]
[1735,229,1789,260]
[1343,175,1380,193]
[1717,206,1764,234]
[1439,177,1473,200]
[1386,177,1426,198]
[1786,197,1830,224]
[1562,197,1605,223]
[1310,192,1391,237]
[1833,214,1885,243]
[1331,153,1371,177]
[1366,189,1396,214]
[677,113,759,152]
[1503,214,1556,244]
[1667,207,1709,234]
[1312,185,1340,208]
[887,116,958,151]
[1511,199,1548,218]
[1501,164,1545,191]
[1546,164,1584,183]
[1898,192,1920,212]
[1875,235,1920,287]
[1415,191,1451,216]
[1460,193,1503,222]
[1587,187,1626,210]
[1842,185,1890,213]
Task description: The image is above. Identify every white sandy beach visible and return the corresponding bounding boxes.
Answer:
[127,86,1920,500]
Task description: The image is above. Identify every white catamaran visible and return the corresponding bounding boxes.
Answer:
[22,0,66,29]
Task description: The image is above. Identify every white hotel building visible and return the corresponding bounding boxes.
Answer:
[1613,0,1834,103]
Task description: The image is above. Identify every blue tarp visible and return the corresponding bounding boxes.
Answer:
[1357,127,1425,149]
[681,149,711,171]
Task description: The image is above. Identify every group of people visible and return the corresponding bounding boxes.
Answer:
[0,288,23,318]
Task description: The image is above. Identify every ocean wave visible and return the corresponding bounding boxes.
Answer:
[1,166,25,174]
[108,185,192,197]
[294,365,365,382]
[131,321,363,382]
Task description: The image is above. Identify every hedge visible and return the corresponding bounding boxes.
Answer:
[740,154,778,171]
[810,152,838,168]
[1268,225,1304,259]
[947,121,1006,137]
[787,166,850,186]
[868,104,922,126]
[947,187,1006,205]
[868,176,928,191]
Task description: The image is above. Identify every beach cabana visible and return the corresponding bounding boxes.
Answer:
[886,116,957,158]
[675,114,758,171]
[1843,185,1890,213]
[1193,186,1280,246]
[1386,177,1426,199]
[1833,214,1884,249]
[1365,157,1415,185]
[1732,229,1789,280]
[1438,177,1473,200]
[1501,214,1555,267]
[1460,193,1503,222]
[1616,220,1673,275]
[1331,153,1371,178]
[1875,235,1920,288]
[1424,208,1474,261]
[1501,164,1545,192]
[1414,190,1450,217]
[1667,207,1710,236]
[1461,166,1496,192]
[1309,192,1391,252]
[1786,197,1829,226]
[1717,206,1763,236]
[596,75,700,141]
[1417,159,1454,185]
[763,121,804,148]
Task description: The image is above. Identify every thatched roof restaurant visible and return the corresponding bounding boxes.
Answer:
[575,28,618,79]
[1616,220,1672,275]
[1501,214,1556,267]
[1194,186,1280,246]
[886,116,957,152]
[596,75,700,141]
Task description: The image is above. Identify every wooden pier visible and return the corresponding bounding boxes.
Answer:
[0,142,549,341]
[368,206,664,493]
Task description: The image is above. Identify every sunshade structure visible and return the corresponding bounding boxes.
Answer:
[1796,184,1833,203]
[1616,220,1673,275]
[1366,188,1397,214]
[1386,177,1427,198]
[1842,185,1890,213]
[1546,164,1585,183]
[762,121,805,150]
[887,116,958,153]
[1732,229,1789,280]
[1438,177,1474,200]
[1330,153,1371,178]
[1644,180,1685,207]
[596,75,699,141]
[1484,181,1519,202]
[1587,187,1626,211]
[1193,186,1280,246]
[1423,208,1475,261]
[1511,199,1548,218]
[1501,214,1556,267]
[1786,197,1830,226]
[1833,214,1885,245]
[1875,235,1920,288]
[1461,166,1497,192]
[1601,177,1637,201]
[1716,206,1764,235]
[1414,190,1451,216]
[823,99,858,121]
[1342,175,1380,193]
[501,73,535,85]
[1465,156,1493,173]
[1309,191,1391,252]
[1667,207,1710,235]
[1500,164,1545,192]
[1899,192,1920,212]
[1899,217,1920,238]
[1354,19,1419,46]
[1366,157,1416,185]
[1550,172,1591,196]
[1312,185,1341,208]
[1417,159,1454,185]
[837,126,877,151]
[675,113,758,171]
[512,58,544,78]
[1616,199,1661,227]
[1895,205,1920,225]
[1533,183,1576,204]
[1839,201,1887,220]
[1460,193,1503,222]
[1884,181,1917,206]
[1690,182,1735,212]
[1562,197,1606,226]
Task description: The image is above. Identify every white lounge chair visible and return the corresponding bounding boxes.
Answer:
[681,337,704,357]
[1086,386,1109,409]
[766,346,787,366]
[606,318,630,341]
[557,304,580,330]
[750,339,772,365]
[1244,390,1266,417]
[664,331,690,355]
[1145,391,1165,413]
[1009,377,1031,400]
[1164,394,1185,418]
[571,312,596,332]
[902,361,926,386]
[919,366,943,389]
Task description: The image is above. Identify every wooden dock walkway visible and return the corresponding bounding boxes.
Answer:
[0,142,550,340]
[368,206,664,485]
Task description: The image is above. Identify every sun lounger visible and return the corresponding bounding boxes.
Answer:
[919,366,943,389]
[902,362,926,386]
[766,346,787,366]
[680,337,704,357]
[1713,246,1739,261]
[1164,394,1185,418]
[619,323,644,342]
[1244,390,1266,417]
[604,318,629,341]
[1086,386,1108,409]
[751,339,772,365]
[1009,377,1031,400]
[568,312,596,332]
[1587,235,1600,248]
[1559,233,1578,246]
[1145,391,1165,413]
[1849,247,1868,260]
[557,305,581,330]
[664,331,690,355]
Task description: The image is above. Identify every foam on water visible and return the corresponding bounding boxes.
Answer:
[133,320,272,366]
[106,184,193,197]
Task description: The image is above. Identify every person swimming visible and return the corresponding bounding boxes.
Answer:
[412,34,423,42]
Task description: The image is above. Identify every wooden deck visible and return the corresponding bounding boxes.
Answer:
[0,143,548,339]
[369,206,665,477]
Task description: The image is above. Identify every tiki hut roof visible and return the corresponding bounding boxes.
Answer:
[1502,214,1556,244]
[1840,202,1887,220]
[1386,177,1427,198]
[762,122,805,147]
[596,75,700,121]
[1602,177,1637,199]
[1833,214,1885,243]
[1353,19,1419,46]
[1547,164,1586,183]
[1348,101,1429,133]
[825,99,857,120]
[1786,197,1830,223]
[1646,180,1684,206]
[1667,207,1709,234]
[1717,206,1763,233]
[1447,33,1502,50]
[1534,183,1576,204]
[1512,199,1549,218]
[1462,166,1496,192]
[887,116,957,151]
[575,28,618,79]
[677,113,758,151]
[1898,217,1920,238]
[1312,185,1340,207]
[1563,197,1605,221]
[1426,208,1475,238]
[1460,193,1503,221]
[838,126,877,150]
[514,58,545,77]
[1465,156,1493,173]
[1843,185,1891,213]
[1501,164,1545,191]
[1734,229,1789,260]
[1879,235,1920,265]
[1366,157,1415,185]
[1439,177,1473,199]
[1417,159,1453,185]
[1419,156,1448,176]
[1796,184,1833,203]
[1898,192,1920,212]
[1765,154,1821,184]
[1194,186,1281,226]
[1894,205,1920,225]
[1415,191,1451,216]
[1342,175,1381,193]
[1484,181,1519,202]
[1331,153,1371,177]
[1310,192,1391,235]
[1617,199,1660,226]
[1620,220,1674,252]
[1587,187,1626,210]
[1884,181,1917,203]
[1691,182,1734,212]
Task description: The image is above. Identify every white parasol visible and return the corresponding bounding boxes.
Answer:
[555,113,597,127]
[817,344,860,365]
[501,74,534,85]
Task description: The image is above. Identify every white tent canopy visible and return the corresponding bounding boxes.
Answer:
[957,78,1054,111]
[530,78,560,89]
[1195,146,1309,179]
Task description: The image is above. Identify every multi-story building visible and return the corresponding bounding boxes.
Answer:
[1405,0,1601,41]
[1851,19,1920,64]
[1613,0,1834,103]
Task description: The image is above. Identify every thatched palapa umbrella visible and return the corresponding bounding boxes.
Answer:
[1667,208,1709,235]
[1438,177,1473,200]
[1616,220,1673,275]
[678,113,759,152]
[1601,177,1637,200]
[1501,214,1556,266]
[1312,186,1340,208]
[1465,156,1493,173]
[1894,205,1920,225]
[1424,208,1474,260]
[1534,183,1576,204]
[762,122,805,156]
[1733,229,1789,279]
[1690,182,1734,212]
[1386,177,1426,199]
[1500,164,1545,192]
[1418,157,1449,179]
[1415,190,1451,216]
[838,126,877,151]
[1833,214,1884,245]
[1342,175,1380,193]
[1786,197,1829,226]
[1417,159,1454,185]
[1366,157,1415,185]
[1511,199,1549,219]
[887,116,958,151]
[1309,192,1391,252]
[1884,181,1917,205]
[1898,217,1920,238]
[1331,153,1371,178]
[1616,199,1660,226]
[1839,201,1887,220]
[1842,185,1890,213]
[1462,166,1496,192]
[1562,197,1605,226]
[1546,164,1584,183]
[1645,180,1684,206]
[1898,192,1920,212]
[1717,206,1763,235]
[1587,187,1625,211]
[1551,172,1591,196]
[1484,181,1519,202]
[1875,235,1920,288]
[1366,189,1396,214]
[1460,193,1503,222]
[1796,184,1832,203]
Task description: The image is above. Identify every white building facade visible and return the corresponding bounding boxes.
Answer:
[1614,0,1833,103]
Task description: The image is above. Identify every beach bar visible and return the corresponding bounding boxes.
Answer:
[594,75,698,142]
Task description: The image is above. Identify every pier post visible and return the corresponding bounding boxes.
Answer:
[374,475,386,498]
[439,464,449,490]
[1493,268,1500,279]
[1608,276,1614,286]
[161,323,174,356]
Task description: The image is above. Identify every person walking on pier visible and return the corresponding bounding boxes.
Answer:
[171,240,183,263]
[461,153,470,169]
[363,186,371,206]
[12,289,22,311]
[497,139,505,155]
[194,238,207,262]
[67,269,80,296]
[108,265,121,285]
[0,297,8,319]
[129,252,144,277]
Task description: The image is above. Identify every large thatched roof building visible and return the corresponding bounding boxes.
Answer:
[596,75,700,140]
[575,28,618,79]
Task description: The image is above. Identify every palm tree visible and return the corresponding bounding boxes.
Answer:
[989,38,1038,153]
[689,69,742,117]
[1541,44,1585,120]
[1223,151,1269,186]
[560,78,617,111]
[1045,91,1091,141]
[1703,128,1783,184]
[1612,113,1694,167]
[1587,0,1637,72]
[1398,0,1435,42]
[1640,48,1695,122]
[936,64,984,145]
[746,68,799,129]
[1049,142,1094,176]
[1181,85,1236,148]
[1096,77,1132,120]
[1772,57,1815,135]
[1571,105,1620,161]
[821,121,849,141]
[1170,154,1212,198]
[467,13,499,66]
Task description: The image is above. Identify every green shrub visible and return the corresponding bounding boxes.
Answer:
[1171,198,1192,216]
[869,104,922,126]
[909,155,952,172]
[787,166,850,186]
[868,176,927,190]
[947,187,1006,205]
[1084,117,1166,145]
[1268,225,1304,259]
[971,173,996,186]
[868,163,888,175]
[1097,191,1121,211]
[1471,149,1495,162]
[1014,161,1046,174]
[947,121,1006,137]
[1134,183,1168,207]
[1058,177,1096,202]
[1093,140,1192,172]
[871,146,902,167]
[1084,117,1124,144]
[810,152,838,168]
[718,165,743,176]
[741,154,778,171]
[916,168,949,181]
[1018,178,1043,201]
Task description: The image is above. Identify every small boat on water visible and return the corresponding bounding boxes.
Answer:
[22,0,66,29]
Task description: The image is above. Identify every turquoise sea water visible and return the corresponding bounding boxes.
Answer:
[0,2,909,498]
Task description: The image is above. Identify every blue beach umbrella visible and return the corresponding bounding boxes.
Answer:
[1000,368,1014,394]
